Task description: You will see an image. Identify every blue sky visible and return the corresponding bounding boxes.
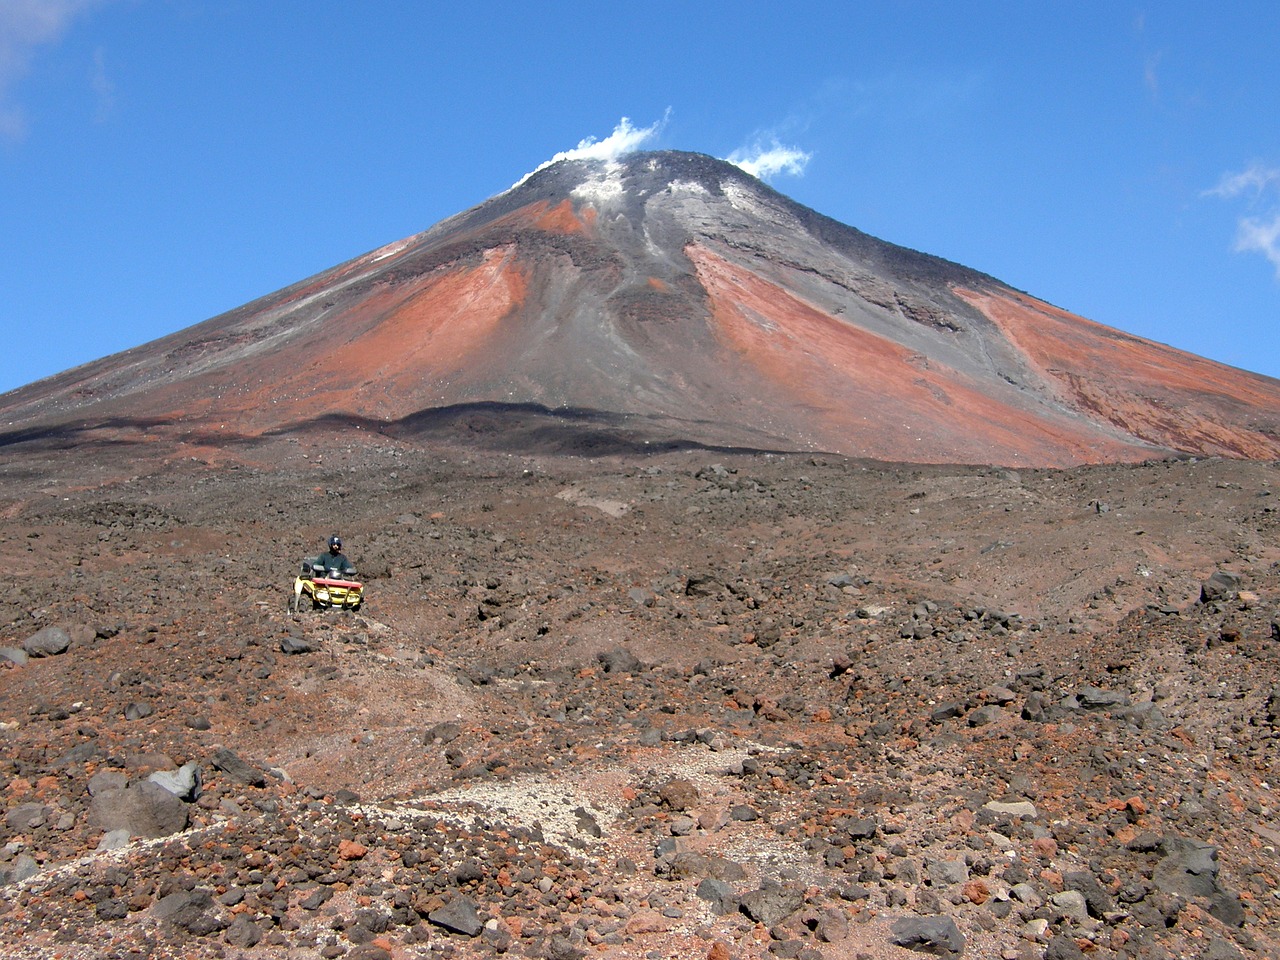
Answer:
[2,1,1278,395]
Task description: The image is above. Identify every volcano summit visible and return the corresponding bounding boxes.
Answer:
[5,151,1278,466]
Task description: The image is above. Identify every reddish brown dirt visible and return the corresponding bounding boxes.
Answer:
[5,153,1279,471]
[0,431,1277,959]
[958,288,1280,460]
[692,247,1156,467]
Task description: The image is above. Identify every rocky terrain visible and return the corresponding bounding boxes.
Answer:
[1,428,1278,960]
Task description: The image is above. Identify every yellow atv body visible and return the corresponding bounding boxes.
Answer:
[291,563,363,613]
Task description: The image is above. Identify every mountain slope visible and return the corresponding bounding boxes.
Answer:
[4,150,1278,466]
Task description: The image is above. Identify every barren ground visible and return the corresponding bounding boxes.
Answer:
[1,432,1278,960]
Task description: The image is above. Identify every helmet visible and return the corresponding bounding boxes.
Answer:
[328,535,342,550]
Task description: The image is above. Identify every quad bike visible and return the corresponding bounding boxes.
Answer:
[291,561,363,613]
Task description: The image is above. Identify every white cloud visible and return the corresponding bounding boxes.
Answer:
[725,139,812,181]
[1236,214,1280,278]
[1207,162,1280,278]
[1205,163,1280,200]
[0,0,107,140]
[90,45,115,123]
[513,112,670,188]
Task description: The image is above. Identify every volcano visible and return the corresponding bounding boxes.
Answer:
[5,152,1280,960]
[5,150,1279,466]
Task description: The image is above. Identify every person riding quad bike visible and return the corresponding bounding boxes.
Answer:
[312,535,355,578]
[291,535,362,612]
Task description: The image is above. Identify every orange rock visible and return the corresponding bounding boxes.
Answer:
[963,879,990,904]
[624,910,669,935]
[337,839,368,861]
[1031,836,1058,858]
[1112,825,1137,845]
[707,941,732,960]
[34,776,59,796]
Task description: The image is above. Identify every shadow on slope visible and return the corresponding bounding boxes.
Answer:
[277,401,809,458]
[0,416,194,452]
[0,403,814,460]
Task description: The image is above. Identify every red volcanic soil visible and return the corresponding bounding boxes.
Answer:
[4,150,1279,471]
[691,247,1159,467]
[528,198,596,234]
[958,288,1280,461]
[1,437,1278,959]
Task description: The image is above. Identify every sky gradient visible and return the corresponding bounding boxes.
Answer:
[2,1,1278,396]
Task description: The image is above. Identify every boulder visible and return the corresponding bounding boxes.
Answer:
[90,780,189,839]
[1200,570,1241,603]
[1153,835,1220,898]
[0,854,38,885]
[428,895,483,936]
[597,647,643,674]
[280,635,316,654]
[738,883,804,926]
[889,914,965,956]
[210,747,266,787]
[22,626,70,658]
[148,761,202,801]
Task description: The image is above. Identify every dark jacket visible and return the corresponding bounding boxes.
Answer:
[312,551,354,577]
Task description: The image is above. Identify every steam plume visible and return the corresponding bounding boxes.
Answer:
[726,140,812,181]
[514,113,669,188]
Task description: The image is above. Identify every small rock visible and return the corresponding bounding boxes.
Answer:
[928,858,969,886]
[148,761,202,801]
[95,828,131,852]
[23,626,70,658]
[0,854,38,885]
[428,895,483,937]
[983,799,1037,819]
[210,747,266,787]
[123,702,153,721]
[889,914,965,956]
[337,838,367,860]
[91,781,189,839]
[1200,570,1241,603]
[739,883,804,927]
[224,915,263,948]
[658,777,699,811]
[1048,890,1089,924]
[280,636,316,654]
[597,647,643,674]
[696,877,737,915]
